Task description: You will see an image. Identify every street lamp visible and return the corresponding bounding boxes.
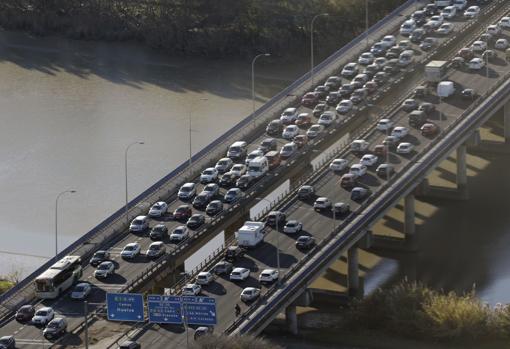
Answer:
[124,141,144,227]
[55,189,76,259]
[257,197,280,283]
[180,272,190,349]
[310,13,329,86]
[251,53,271,123]
[189,98,208,174]
[365,0,369,48]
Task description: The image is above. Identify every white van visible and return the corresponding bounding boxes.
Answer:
[437,81,455,98]
[350,139,370,153]
[227,141,248,160]
[441,6,457,19]
[129,216,149,232]
[247,156,269,178]
[398,50,414,67]
[453,0,467,10]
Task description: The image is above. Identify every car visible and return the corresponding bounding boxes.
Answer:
[240,287,261,302]
[295,114,312,129]
[472,40,487,52]
[386,46,403,59]
[313,197,332,211]
[129,215,148,232]
[358,52,375,65]
[0,336,15,349]
[90,250,110,266]
[499,16,510,28]
[200,184,219,200]
[458,47,474,61]
[173,204,192,221]
[227,165,245,179]
[376,163,395,178]
[306,124,324,139]
[301,92,320,107]
[424,3,438,16]
[296,236,315,249]
[353,73,369,87]
[410,28,425,43]
[178,182,197,201]
[487,24,501,36]
[297,185,315,200]
[412,9,427,25]
[259,269,279,284]
[428,15,444,29]
[383,135,399,148]
[170,225,189,243]
[398,40,411,51]
[280,107,298,124]
[32,307,55,326]
[420,37,437,51]
[149,224,169,240]
[350,163,368,177]
[397,142,414,154]
[340,173,358,189]
[468,57,485,70]
[329,158,348,172]
[336,99,353,115]
[283,220,303,234]
[15,305,35,323]
[376,118,393,132]
[339,83,355,97]
[228,140,248,160]
[225,245,245,261]
[314,85,330,99]
[196,271,214,285]
[351,187,371,201]
[70,282,92,300]
[451,56,465,69]
[373,72,388,86]
[182,283,201,296]
[230,267,250,281]
[146,241,166,258]
[258,138,277,153]
[464,5,480,18]
[391,126,409,139]
[94,261,115,278]
[213,260,233,275]
[200,167,218,183]
[421,123,440,137]
[373,144,387,157]
[205,200,223,216]
[236,174,255,190]
[326,92,341,106]
[293,134,308,148]
[381,35,396,48]
[219,172,239,187]
[495,38,509,50]
[318,111,336,127]
[325,76,342,90]
[192,192,212,210]
[119,341,141,349]
[245,149,264,165]
[280,142,297,159]
[350,88,368,105]
[418,102,436,115]
[194,326,214,341]
[215,157,234,174]
[312,103,327,117]
[482,49,495,61]
[402,99,418,112]
[333,202,350,215]
[461,88,476,99]
[266,119,283,136]
[121,242,141,259]
[441,5,456,19]
[360,154,378,167]
[148,201,168,217]
[282,125,300,140]
[224,188,242,204]
[266,210,286,227]
[436,22,453,35]
[43,318,67,340]
[341,62,359,78]
[364,81,378,94]
[400,19,416,36]
[370,42,387,56]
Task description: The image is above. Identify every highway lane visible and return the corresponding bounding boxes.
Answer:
[1,1,504,346]
[135,13,510,349]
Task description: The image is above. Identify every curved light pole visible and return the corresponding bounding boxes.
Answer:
[365,0,369,48]
[311,13,329,87]
[125,141,144,227]
[251,53,271,125]
[55,189,76,259]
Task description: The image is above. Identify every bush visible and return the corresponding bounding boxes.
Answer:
[191,334,282,349]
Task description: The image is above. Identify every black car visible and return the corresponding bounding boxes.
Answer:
[373,72,388,86]
[192,192,211,210]
[119,341,141,349]
[314,85,329,99]
[297,185,315,200]
[333,202,350,215]
[236,174,254,189]
[205,200,223,216]
[43,318,67,340]
[411,10,426,26]
[326,92,341,106]
[15,305,35,323]
[296,236,315,249]
[90,250,110,267]
[312,103,327,118]
[213,260,233,275]
[383,64,400,75]
[461,88,476,99]
[258,138,277,153]
[325,76,342,89]
[0,336,15,349]
[385,46,403,60]
[382,135,399,149]
[338,83,355,98]
[266,211,286,227]
[376,164,395,178]
[149,224,168,240]
[219,172,238,187]
[351,187,371,201]
[266,119,283,136]
[225,246,245,262]
[424,3,438,16]
[186,214,206,229]
[410,29,425,44]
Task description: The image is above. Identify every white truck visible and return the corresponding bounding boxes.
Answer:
[236,221,265,248]
[247,156,269,178]
[437,81,455,98]
[350,139,370,154]
[425,61,448,82]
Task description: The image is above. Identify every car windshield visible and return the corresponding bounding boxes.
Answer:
[74,285,85,292]
[219,160,228,165]
[232,272,240,276]
[19,307,32,313]
[125,246,134,251]
[133,220,143,225]
[47,322,59,328]
[36,311,48,316]
[98,263,110,270]
[297,237,308,242]
[149,245,160,251]
[310,126,320,131]
[203,170,213,175]
[177,207,187,212]
[94,252,105,258]
[287,222,297,227]
[283,145,293,151]
[181,187,191,192]
[153,226,165,232]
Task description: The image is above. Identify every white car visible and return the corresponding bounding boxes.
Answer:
[146,241,166,258]
[472,40,487,52]
[282,125,300,140]
[94,261,115,278]
[495,38,509,50]
[350,164,367,177]
[336,99,353,114]
[178,182,196,200]
[230,267,250,281]
[381,35,396,48]
[182,283,201,296]
[313,197,332,211]
[280,107,298,124]
[170,226,189,243]
[129,215,148,232]
[487,24,501,36]
[341,62,359,78]
[259,269,279,283]
[499,17,510,29]
[468,57,485,70]
[329,158,349,172]
[391,126,409,139]
[397,142,414,154]
[240,287,261,302]
[358,52,375,65]
[377,118,394,131]
[200,167,218,183]
[441,6,456,19]
[121,242,141,259]
[215,157,233,173]
[283,220,303,234]
[196,271,214,285]
[436,22,454,35]
[400,20,416,36]
[306,124,324,138]
[148,201,168,217]
[230,164,247,177]
[427,15,444,29]
[245,149,264,165]
[318,111,336,127]
[32,307,55,326]
[360,154,378,167]
[70,283,92,300]
[464,6,480,18]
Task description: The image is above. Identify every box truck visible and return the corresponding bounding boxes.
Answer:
[236,221,265,248]
[425,61,448,82]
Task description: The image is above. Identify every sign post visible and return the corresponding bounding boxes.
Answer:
[106,293,144,322]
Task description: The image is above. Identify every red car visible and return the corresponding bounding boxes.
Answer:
[373,145,387,157]
[173,205,192,221]
[295,113,312,128]
[301,92,320,108]
[293,135,309,148]
[420,123,439,137]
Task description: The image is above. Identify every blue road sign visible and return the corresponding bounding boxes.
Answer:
[147,295,182,324]
[182,296,217,326]
[107,293,144,322]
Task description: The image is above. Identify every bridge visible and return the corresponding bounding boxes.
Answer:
[2,0,510,347]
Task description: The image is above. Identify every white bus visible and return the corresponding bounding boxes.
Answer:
[35,256,83,299]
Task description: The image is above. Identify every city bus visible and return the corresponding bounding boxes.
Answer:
[35,256,83,299]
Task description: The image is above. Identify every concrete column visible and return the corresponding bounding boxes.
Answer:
[404,193,415,236]
[466,129,481,148]
[347,246,359,297]
[456,144,468,197]
[505,102,510,143]
[285,305,298,335]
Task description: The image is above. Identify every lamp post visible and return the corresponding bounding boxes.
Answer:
[485,53,490,80]
[124,141,144,227]
[251,53,271,125]
[189,98,208,174]
[179,272,190,349]
[257,197,280,283]
[365,0,369,48]
[310,13,329,86]
[55,189,76,259]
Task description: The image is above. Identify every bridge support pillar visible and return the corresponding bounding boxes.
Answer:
[505,101,510,143]
[285,305,298,335]
[404,193,418,250]
[466,129,481,148]
[456,144,468,199]
[347,246,360,298]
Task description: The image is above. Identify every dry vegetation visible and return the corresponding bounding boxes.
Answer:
[191,334,282,349]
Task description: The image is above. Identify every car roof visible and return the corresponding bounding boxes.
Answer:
[233,267,247,272]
